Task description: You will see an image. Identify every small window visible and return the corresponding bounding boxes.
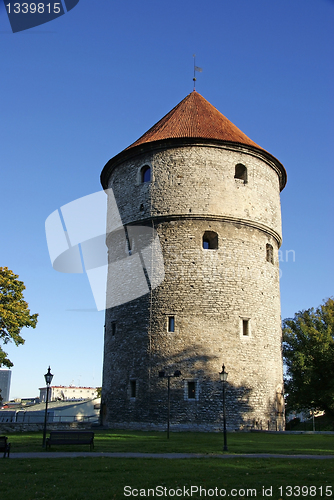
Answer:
[266,244,274,264]
[168,316,175,332]
[184,380,198,401]
[234,164,247,183]
[130,380,136,398]
[188,381,196,399]
[242,319,249,336]
[202,231,218,250]
[141,165,151,183]
[111,322,116,336]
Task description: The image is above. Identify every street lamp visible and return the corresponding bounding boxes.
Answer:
[42,366,53,448]
[159,369,181,439]
[219,364,228,451]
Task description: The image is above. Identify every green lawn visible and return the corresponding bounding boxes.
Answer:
[1,432,334,499]
[6,429,334,455]
[1,457,333,500]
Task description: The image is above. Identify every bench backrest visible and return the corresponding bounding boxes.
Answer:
[49,431,94,440]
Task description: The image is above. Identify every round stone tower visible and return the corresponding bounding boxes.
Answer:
[100,91,287,431]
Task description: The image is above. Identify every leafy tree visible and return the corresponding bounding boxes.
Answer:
[96,387,102,398]
[283,297,334,417]
[0,267,38,368]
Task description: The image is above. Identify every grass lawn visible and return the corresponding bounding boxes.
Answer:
[6,429,334,455]
[0,457,333,499]
[1,431,333,499]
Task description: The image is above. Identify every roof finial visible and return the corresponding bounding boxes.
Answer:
[193,54,202,91]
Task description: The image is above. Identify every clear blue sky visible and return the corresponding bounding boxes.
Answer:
[1,0,333,399]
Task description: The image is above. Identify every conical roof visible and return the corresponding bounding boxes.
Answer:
[126,90,262,151]
[101,91,287,190]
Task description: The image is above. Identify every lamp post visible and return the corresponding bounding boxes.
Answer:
[219,364,228,451]
[159,370,181,439]
[42,366,53,448]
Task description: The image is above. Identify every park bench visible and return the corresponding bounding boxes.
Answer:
[0,436,11,458]
[46,431,94,451]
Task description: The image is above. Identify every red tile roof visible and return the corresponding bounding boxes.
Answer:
[126,90,263,151]
[101,91,287,190]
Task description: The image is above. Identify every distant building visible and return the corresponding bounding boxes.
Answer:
[0,398,101,424]
[39,385,98,402]
[0,370,11,402]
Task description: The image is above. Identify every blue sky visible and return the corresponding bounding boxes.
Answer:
[0,0,333,399]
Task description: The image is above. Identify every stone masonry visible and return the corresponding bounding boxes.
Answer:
[100,92,287,431]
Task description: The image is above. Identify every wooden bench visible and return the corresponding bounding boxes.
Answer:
[0,436,11,458]
[46,431,94,451]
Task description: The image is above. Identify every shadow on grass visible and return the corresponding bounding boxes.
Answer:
[5,429,334,455]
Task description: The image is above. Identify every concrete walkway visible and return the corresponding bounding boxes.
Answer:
[9,452,334,459]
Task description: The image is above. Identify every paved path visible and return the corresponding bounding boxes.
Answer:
[9,452,334,459]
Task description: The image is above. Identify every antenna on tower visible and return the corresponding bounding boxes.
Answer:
[193,54,203,90]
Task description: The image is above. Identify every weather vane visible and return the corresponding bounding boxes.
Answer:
[193,54,203,90]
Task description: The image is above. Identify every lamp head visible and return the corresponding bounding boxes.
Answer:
[44,366,54,386]
[219,364,228,382]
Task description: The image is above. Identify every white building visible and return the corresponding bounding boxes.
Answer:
[0,398,101,424]
[39,385,98,402]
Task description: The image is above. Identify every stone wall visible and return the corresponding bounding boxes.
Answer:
[0,421,94,433]
[101,141,285,432]
[108,144,282,243]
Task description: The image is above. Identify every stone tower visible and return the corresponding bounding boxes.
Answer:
[100,91,287,431]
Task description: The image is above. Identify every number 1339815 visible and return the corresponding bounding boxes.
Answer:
[6,3,62,14]
[278,485,332,497]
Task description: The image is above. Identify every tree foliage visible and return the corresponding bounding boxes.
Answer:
[96,387,102,398]
[283,297,334,416]
[0,267,38,368]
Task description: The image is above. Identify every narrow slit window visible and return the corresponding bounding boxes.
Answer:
[130,380,136,398]
[187,381,196,399]
[168,316,175,332]
[243,319,249,336]
[266,243,274,264]
[234,164,247,183]
[141,165,151,183]
[111,322,116,336]
[202,231,218,250]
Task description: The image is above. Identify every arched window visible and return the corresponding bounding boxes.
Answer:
[202,231,218,250]
[141,165,151,183]
[234,164,247,184]
[266,243,274,264]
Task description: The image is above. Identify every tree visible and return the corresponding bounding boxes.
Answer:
[0,267,38,368]
[283,297,334,417]
[96,387,102,398]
